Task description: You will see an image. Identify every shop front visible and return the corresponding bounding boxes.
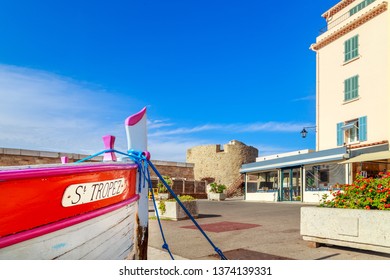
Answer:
[280,167,302,201]
[241,147,348,203]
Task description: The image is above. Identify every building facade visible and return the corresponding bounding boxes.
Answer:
[241,0,390,203]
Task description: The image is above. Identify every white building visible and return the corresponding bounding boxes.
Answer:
[241,0,390,203]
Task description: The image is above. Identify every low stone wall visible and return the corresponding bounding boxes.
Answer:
[0,147,101,166]
[150,178,207,199]
[0,149,193,180]
[149,160,194,180]
[0,147,204,198]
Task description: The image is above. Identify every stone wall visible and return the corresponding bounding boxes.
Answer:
[0,148,101,166]
[0,144,258,199]
[0,148,194,180]
[186,140,258,188]
[0,148,205,199]
[148,160,194,180]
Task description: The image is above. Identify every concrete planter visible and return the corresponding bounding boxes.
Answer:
[208,192,226,201]
[157,200,198,221]
[301,207,390,254]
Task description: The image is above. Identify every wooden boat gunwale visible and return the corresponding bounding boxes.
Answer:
[0,162,138,237]
[0,194,140,249]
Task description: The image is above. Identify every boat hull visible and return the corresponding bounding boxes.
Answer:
[0,162,141,260]
[0,197,138,259]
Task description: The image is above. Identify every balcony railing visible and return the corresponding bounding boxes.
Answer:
[319,0,377,34]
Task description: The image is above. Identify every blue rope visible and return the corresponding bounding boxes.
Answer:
[75,149,131,163]
[126,150,175,258]
[146,157,228,260]
[76,148,227,260]
[144,166,175,260]
[125,150,174,259]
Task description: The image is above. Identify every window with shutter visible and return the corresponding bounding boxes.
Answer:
[344,75,359,101]
[337,116,367,146]
[344,35,359,62]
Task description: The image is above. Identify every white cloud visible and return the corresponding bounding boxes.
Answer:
[0,64,313,163]
[240,122,311,132]
[149,124,222,137]
[147,119,174,130]
[146,120,315,161]
[149,121,313,137]
[291,95,316,102]
[250,143,298,156]
[0,64,138,154]
[147,138,207,162]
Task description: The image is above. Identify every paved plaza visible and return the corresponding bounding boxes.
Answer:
[147,198,390,260]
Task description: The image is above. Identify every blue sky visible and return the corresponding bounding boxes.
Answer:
[0,0,337,162]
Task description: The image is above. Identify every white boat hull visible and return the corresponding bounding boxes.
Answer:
[0,201,137,260]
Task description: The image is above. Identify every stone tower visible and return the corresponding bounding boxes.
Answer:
[186,140,258,190]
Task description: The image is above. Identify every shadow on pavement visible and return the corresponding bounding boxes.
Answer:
[209,248,295,260]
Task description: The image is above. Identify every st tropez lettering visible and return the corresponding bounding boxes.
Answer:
[90,180,124,201]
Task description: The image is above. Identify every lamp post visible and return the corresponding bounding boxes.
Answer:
[300,126,316,138]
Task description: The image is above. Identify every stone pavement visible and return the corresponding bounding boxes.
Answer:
[147,198,390,260]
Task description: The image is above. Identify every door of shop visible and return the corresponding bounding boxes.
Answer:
[280,167,302,201]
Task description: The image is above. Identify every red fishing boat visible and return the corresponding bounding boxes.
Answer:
[0,107,150,260]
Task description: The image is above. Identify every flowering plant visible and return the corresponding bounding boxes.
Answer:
[157,175,173,193]
[320,172,390,210]
[209,182,227,193]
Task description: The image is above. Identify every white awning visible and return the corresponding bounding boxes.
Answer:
[339,150,390,164]
[341,122,357,130]
[240,147,347,173]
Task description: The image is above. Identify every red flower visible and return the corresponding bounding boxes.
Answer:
[365,205,371,210]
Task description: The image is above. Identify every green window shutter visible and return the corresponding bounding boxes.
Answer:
[345,39,351,61]
[337,122,344,146]
[352,35,358,58]
[344,75,359,101]
[344,35,359,62]
[352,75,359,99]
[359,116,367,141]
[344,78,351,101]
[344,79,349,101]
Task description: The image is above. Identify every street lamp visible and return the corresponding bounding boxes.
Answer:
[300,126,316,138]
